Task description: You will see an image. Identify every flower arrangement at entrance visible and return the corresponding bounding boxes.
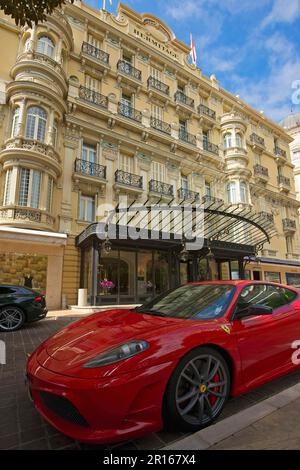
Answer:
[99,279,115,295]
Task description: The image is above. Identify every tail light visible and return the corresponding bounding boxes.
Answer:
[34,296,43,303]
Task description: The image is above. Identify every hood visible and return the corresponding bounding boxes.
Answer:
[36,309,181,378]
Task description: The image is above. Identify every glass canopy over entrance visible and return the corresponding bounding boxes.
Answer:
[76,197,276,305]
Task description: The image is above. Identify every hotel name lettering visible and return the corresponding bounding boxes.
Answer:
[133,28,179,60]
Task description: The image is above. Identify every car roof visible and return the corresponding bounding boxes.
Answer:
[188,280,297,289]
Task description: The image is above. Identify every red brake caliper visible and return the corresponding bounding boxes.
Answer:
[208,373,220,405]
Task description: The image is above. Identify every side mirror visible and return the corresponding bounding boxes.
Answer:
[235,304,273,319]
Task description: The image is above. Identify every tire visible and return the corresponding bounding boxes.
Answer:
[163,346,230,432]
[0,306,25,332]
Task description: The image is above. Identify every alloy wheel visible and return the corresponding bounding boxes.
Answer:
[175,353,228,426]
[0,307,24,331]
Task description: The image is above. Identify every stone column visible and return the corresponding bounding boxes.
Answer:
[17,98,26,137]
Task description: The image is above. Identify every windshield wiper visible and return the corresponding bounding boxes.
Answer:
[134,308,166,317]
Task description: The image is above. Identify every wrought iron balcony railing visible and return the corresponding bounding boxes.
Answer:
[278,175,291,187]
[198,104,216,120]
[74,158,106,179]
[250,133,265,147]
[203,139,219,155]
[81,42,109,65]
[118,102,142,122]
[179,128,197,146]
[147,76,169,95]
[178,188,200,201]
[202,195,224,204]
[254,164,269,178]
[149,179,174,196]
[174,90,194,108]
[78,86,108,108]
[283,218,296,231]
[117,60,142,81]
[150,117,171,134]
[274,146,287,158]
[259,212,274,223]
[115,169,143,189]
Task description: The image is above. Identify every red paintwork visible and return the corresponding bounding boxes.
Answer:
[27,280,300,444]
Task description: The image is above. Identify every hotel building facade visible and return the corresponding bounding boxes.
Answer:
[0,1,300,309]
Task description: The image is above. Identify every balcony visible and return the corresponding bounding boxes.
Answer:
[178,188,200,201]
[78,86,108,109]
[259,212,274,224]
[174,90,194,109]
[283,218,296,232]
[277,175,291,192]
[0,137,61,176]
[117,60,142,85]
[149,179,174,197]
[203,139,219,155]
[81,42,109,71]
[254,164,269,183]
[202,195,224,205]
[198,104,216,121]
[115,169,143,192]
[150,117,171,135]
[250,133,265,149]
[179,128,197,146]
[118,102,142,123]
[274,146,287,159]
[0,207,55,229]
[74,159,106,181]
[147,76,169,98]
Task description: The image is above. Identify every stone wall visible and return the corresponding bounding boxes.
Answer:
[0,252,47,293]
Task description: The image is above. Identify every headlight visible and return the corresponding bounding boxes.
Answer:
[82,340,150,368]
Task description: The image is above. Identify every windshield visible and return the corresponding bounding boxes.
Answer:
[135,283,236,320]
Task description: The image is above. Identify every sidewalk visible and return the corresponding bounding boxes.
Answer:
[165,383,300,450]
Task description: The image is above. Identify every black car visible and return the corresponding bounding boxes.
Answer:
[0,285,47,332]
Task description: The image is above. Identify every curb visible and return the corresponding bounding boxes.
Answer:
[163,382,300,450]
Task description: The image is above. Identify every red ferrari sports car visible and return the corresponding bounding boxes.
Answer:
[27,280,300,444]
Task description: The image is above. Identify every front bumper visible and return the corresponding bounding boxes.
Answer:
[27,351,175,444]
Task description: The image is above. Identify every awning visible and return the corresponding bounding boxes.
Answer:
[0,226,68,246]
[76,196,276,255]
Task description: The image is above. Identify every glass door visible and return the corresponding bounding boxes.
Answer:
[137,251,153,303]
[98,248,118,304]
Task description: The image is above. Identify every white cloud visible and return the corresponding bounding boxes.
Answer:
[261,0,300,27]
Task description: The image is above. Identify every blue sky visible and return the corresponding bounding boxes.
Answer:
[86,0,300,122]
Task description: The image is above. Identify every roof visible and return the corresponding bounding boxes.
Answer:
[280,112,300,131]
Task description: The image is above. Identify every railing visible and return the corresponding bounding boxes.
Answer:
[198,104,216,120]
[174,90,194,108]
[178,188,200,201]
[117,60,142,81]
[74,158,106,179]
[118,102,142,122]
[250,133,265,147]
[147,76,169,95]
[203,139,219,155]
[150,117,171,134]
[0,207,54,225]
[283,218,296,230]
[78,86,108,108]
[254,164,269,178]
[115,169,143,189]
[81,42,109,65]
[149,179,174,196]
[202,195,224,204]
[259,212,274,223]
[179,128,197,146]
[274,146,287,159]
[278,175,291,187]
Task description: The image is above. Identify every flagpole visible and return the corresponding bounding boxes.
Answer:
[102,0,106,10]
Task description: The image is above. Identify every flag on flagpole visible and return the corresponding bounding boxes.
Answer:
[102,0,112,10]
[190,34,197,66]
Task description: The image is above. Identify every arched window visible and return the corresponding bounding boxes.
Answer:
[26,106,47,142]
[11,107,20,137]
[240,181,248,203]
[37,36,55,58]
[236,133,243,147]
[227,181,236,203]
[223,133,232,149]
